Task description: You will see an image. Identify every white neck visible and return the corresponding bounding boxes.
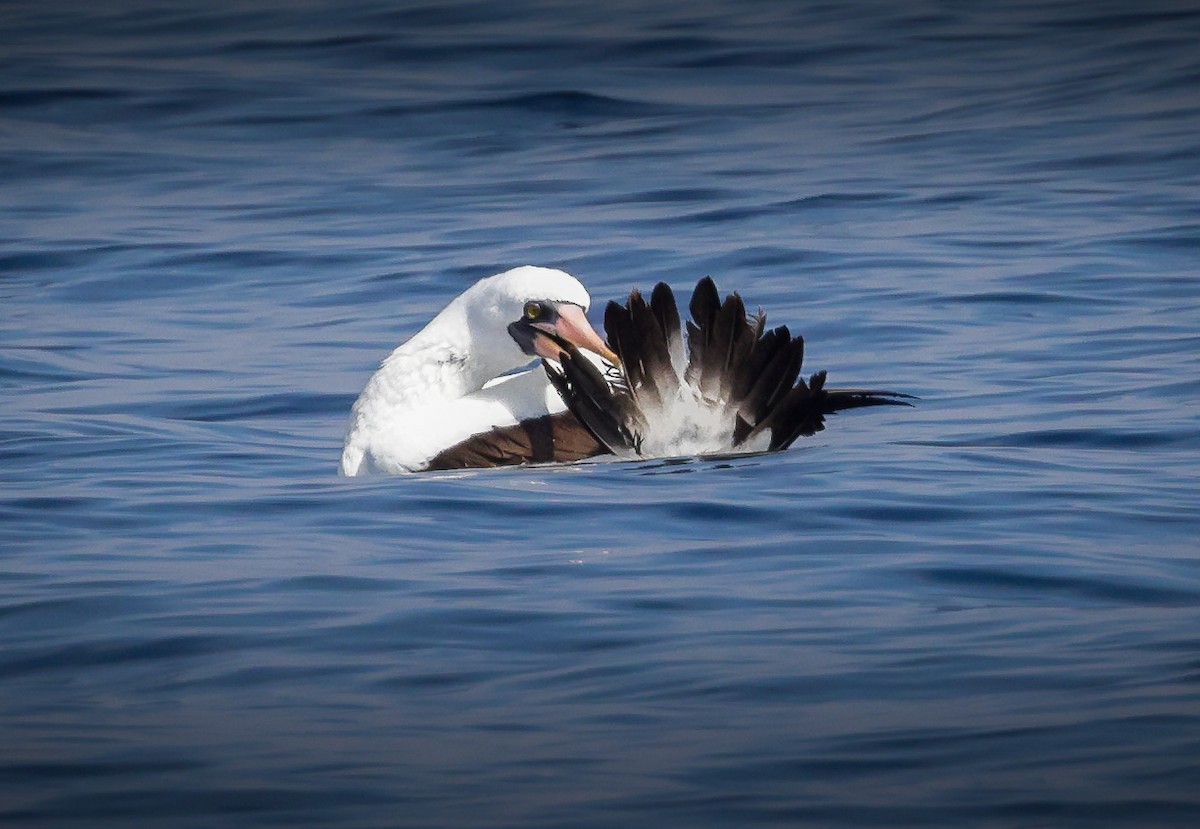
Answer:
[340,303,531,474]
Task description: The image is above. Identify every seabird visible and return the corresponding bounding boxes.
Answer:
[340,266,909,475]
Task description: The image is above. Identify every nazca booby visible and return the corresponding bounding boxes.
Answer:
[340,266,909,475]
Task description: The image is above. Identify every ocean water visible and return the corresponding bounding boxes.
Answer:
[3,0,1200,826]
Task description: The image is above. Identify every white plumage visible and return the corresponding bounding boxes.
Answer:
[340,266,599,475]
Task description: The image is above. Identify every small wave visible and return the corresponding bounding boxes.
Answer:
[0,88,128,109]
[912,565,1198,607]
[163,392,351,423]
[975,429,1199,451]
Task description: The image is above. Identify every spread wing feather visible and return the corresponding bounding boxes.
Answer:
[544,277,911,460]
[545,352,642,454]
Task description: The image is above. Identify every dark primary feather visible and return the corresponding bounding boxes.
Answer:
[545,351,642,454]
[550,277,911,457]
[649,282,681,353]
[604,290,675,411]
[684,276,722,398]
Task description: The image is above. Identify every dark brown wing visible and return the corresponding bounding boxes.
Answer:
[424,412,609,471]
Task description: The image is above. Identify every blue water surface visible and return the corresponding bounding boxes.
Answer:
[3,0,1200,826]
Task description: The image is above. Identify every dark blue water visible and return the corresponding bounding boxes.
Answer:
[4,0,1200,825]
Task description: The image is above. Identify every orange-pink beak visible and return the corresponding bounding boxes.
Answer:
[530,304,620,365]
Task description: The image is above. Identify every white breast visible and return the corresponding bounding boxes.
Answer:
[339,266,595,476]
[343,367,567,475]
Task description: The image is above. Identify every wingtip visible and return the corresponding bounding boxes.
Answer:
[823,388,917,412]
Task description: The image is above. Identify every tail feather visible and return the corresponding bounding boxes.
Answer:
[731,326,806,448]
[763,369,828,450]
[763,373,915,450]
[824,388,917,412]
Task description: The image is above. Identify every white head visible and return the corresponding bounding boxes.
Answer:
[435,266,616,381]
[405,267,614,391]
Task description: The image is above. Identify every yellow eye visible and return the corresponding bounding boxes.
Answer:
[524,302,541,320]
